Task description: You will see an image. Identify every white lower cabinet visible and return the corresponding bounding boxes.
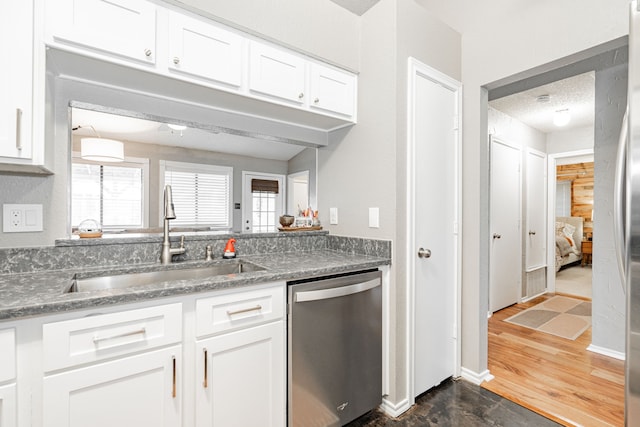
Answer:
[6,282,286,427]
[195,321,285,427]
[43,345,182,427]
[0,383,17,427]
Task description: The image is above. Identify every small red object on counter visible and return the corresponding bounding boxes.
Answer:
[223,238,236,259]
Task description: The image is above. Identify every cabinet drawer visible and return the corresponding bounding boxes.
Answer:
[43,303,182,372]
[0,328,16,382]
[196,283,284,338]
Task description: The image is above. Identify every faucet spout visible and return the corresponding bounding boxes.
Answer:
[160,185,185,264]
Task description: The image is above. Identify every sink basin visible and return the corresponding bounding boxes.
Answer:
[66,260,266,293]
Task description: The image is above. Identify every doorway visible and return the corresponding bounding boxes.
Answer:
[406,57,461,401]
[242,172,285,233]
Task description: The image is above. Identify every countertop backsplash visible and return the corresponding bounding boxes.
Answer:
[0,232,391,275]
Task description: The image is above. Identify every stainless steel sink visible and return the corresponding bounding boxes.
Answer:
[66,260,266,293]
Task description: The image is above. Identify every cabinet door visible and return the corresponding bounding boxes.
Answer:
[48,0,157,64]
[0,0,33,160]
[195,322,285,427]
[43,346,181,427]
[249,41,306,105]
[0,383,16,427]
[168,12,243,88]
[309,63,357,118]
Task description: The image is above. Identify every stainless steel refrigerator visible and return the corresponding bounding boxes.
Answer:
[626,2,640,425]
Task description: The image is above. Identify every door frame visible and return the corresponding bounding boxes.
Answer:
[405,57,462,407]
[545,149,594,293]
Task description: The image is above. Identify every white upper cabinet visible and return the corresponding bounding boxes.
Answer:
[168,12,243,88]
[0,0,33,161]
[48,0,157,64]
[44,0,357,127]
[310,63,357,118]
[249,41,306,105]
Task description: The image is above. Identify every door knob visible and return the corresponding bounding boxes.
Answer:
[417,248,431,258]
[529,230,536,236]
[493,233,501,239]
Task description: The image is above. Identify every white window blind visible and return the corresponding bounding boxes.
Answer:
[72,158,147,229]
[162,161,233,229]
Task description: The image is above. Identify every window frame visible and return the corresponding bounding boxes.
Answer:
[159,160,234,230]
[71,152,150,231]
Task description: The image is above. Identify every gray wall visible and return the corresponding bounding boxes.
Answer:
[593,59,628,354]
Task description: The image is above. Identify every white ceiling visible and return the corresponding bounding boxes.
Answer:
[488,72,595,134]
[71,108,307,162]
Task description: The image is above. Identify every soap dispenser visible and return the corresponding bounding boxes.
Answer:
[223,238,236,259]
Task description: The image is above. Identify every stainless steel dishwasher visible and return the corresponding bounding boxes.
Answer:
[287,269,382,427]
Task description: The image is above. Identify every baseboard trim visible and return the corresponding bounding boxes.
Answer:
[380,397,412,418]
[587,344,626,360]
[521,290,547,303]
[460,367,494,385]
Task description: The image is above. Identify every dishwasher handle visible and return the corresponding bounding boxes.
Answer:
[295,278,380,302]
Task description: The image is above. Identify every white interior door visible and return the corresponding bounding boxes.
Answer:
[490,137,522,312]
[242,172,285,233]
[410,60,459,397]
[526,148,547,270]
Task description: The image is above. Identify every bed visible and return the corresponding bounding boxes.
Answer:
[555,216,584,272]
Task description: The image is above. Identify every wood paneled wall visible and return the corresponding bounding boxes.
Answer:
[556,162,594,235]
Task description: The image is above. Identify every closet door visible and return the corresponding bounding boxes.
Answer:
[526,148,547,270]
[489,137,522,312]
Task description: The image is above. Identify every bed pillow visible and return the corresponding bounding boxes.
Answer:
[562,223,580,254]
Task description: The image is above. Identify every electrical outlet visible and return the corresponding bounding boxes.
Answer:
[3,204,43,232]
[10,210,21,228]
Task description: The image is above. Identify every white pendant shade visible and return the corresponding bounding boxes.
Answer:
[81,137,124,162]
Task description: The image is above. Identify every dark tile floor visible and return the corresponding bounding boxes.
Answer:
[346,378,561,427]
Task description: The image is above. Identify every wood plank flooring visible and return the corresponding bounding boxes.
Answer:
[482,293,625,427]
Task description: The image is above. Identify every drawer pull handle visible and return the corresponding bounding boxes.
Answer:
[172,355,177,398]
[226,305,262,316]
[92,327,146,344]
[203,348,208,388]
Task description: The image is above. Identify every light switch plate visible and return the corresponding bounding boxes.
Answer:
[329,207,338,225]
[369,207,379,228]
[3,204,43,232]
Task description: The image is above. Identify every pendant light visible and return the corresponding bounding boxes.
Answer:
[74,125,124,162]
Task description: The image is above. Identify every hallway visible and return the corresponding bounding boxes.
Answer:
[483,294,624,426]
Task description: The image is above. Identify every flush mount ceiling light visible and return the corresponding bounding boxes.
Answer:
[553,109,571,127]
[74,125,125,162]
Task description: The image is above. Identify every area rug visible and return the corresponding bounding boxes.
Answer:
[504,296,591,340]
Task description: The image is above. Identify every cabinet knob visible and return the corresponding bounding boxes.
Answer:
[298,93,304,99]
[314,98,320,104]
[144,48,152,57]
[173,57,180,65]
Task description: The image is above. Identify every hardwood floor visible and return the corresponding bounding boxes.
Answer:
[483,293,625,427]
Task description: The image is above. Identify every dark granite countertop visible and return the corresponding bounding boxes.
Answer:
[0,250,390,321]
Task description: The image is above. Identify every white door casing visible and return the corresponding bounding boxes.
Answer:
[489,137,522,312]
[526,148,547,271]
[545,149,594,293]
[406,58,461,404]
